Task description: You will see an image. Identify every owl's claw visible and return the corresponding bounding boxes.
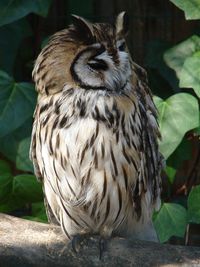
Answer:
[71,234,83,253]
[99,237,107,259]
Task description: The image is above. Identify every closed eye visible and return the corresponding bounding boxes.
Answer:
[87,59,108,71]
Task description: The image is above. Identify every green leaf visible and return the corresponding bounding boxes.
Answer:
[0,71,36,137]
[165,166,176,184]
[164,35,200,79]
[154,203,187,243]
[16,137,33,172]
[0,19,32,74]
[167,137,192,169]
[32,202,46,216]
[0,160,13,201]
[0,159,11,175]
[169,0,200,20]
[32,202,47,222]
[13,174,43,203]
[154,93,199,159]
[145,40,179,92]
[22,202,48,223]
[179,55,200,98]
[0,0,52,26]
[0,118,32,162]
[187,185,200,224]
[0,193,26,213]
[0,174,13,201]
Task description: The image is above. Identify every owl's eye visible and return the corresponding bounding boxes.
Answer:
[87,59,108,71]
[118,41,126,51]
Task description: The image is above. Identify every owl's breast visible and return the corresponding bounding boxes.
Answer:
[35,89,149,236]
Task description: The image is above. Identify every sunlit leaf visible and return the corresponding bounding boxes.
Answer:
[169,0,200,20]
[179,55,200,98]
[154,203,187,243]
[154,93,199,159]
[164,35,200,79]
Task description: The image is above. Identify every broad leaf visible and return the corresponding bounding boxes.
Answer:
[0,71,36,137]
[165,166,176,184]
[0,0,52,26]
[179,55,200,98]
[13,174,43,203]
[0,160,13,201]
[164,35,200,79]
[0,118,32,162]
[23,202,48,222]
[0,19,31,74]
[16,137,33,172]
[154,203,187,243]
[145,40,179,92]
[169,0,200,20]
[154,93,199,159]
[0,174,13,201]
[187,185,200,224]
[0,159,11,175]
[0,191,27,213]
[167,137,192,169]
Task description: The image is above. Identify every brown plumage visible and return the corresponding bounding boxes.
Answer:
[30,12,164,245]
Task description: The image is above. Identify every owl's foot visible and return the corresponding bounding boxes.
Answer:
[71,234,84,253]
[99,237,108,259]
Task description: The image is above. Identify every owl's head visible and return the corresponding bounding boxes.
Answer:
[33,12,132,95]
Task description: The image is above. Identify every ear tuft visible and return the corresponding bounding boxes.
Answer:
[71,14,94,42]
[115,11,129,38]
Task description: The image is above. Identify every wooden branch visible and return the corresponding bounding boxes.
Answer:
[0,213,200,267]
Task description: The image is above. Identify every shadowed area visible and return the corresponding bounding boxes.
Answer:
[0,213,200,267]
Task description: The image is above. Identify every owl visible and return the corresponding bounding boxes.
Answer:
[30,12,163,252]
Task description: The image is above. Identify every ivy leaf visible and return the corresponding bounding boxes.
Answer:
[167,137,192,169]
[0,70,36,138]
[164,35,200,79]
[154,203,187,243]
[179,55,200,98]
[23,202,48,223]
[154,93,199,159]
[0,174,13,201]
[145,40,179,92]
[0,159,11,175]
[187,185,200,224]
[165,166,176,184]
[0,0,52,26]
[0,19,32,74]
[0,118,33,162]
[0,193,26,213]
[16,137,33,172]
[0,160,13,201]
[169,0,200,20]
[13,174,43,203]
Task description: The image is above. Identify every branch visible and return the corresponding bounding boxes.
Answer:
[0,213,200,267]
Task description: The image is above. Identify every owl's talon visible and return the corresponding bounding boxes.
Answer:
[99,237,107,259]
[71,234,82,253]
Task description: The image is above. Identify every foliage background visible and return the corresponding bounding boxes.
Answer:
[0,0,200,245]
